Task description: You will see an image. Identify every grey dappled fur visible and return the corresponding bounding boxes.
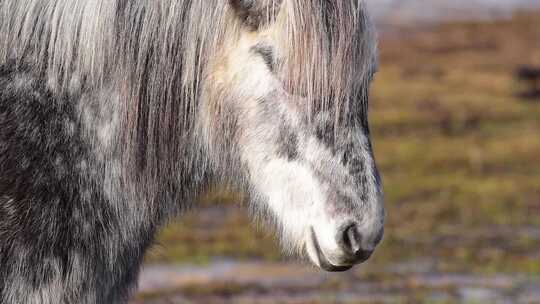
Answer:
[0,1,380,303]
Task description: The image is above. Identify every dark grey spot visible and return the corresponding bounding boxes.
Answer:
[348,155,365,177]
[251,43,275,72]
[315,114,335,148]
[277,124,298,161]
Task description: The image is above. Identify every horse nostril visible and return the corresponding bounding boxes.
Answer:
[342,224,362,254]
[340,224,375,264]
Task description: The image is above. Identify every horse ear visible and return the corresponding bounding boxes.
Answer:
[229,0,282,29]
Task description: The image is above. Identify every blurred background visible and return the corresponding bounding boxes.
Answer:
[133,1,540,303]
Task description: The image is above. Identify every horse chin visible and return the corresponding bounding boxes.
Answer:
[305,227,353,272]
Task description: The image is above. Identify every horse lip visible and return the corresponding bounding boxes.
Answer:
[308,227,353,272]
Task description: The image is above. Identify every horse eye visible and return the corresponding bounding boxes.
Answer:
[251,43,275,72]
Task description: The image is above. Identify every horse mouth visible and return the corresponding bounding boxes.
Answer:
[306,227,353,272]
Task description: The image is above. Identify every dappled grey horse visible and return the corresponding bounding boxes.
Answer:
[0,0,384,303]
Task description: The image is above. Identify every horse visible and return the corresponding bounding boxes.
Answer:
[0,0,385,302]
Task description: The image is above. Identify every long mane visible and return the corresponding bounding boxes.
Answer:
[0,0,376,197]
[0,1,239,202]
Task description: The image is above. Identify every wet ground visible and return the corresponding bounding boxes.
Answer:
[133,259,540,304]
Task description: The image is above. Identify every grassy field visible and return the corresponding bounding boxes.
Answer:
[138,12,540,303]
[369,12,540,274]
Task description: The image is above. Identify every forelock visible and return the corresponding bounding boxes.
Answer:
[278,0,377,126]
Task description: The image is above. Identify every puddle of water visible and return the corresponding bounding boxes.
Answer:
[138,260,323,293]
[134,260,540,304]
